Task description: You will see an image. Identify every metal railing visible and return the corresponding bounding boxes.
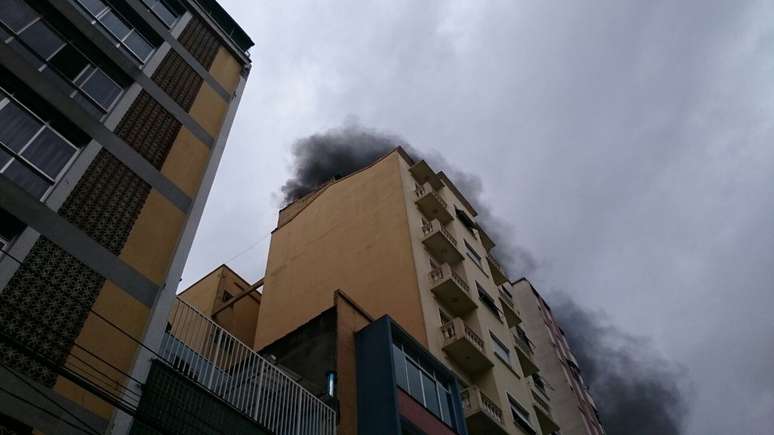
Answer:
[429,265,470,294]
[421,220,458,246]
[461,387,505,427]
[441,318,485,352]
[160,298,337,435]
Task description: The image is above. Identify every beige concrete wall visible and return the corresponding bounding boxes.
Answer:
[255,152,427,350]
[161,127,210,198]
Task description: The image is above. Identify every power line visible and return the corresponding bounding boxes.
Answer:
[2,364,102,435]
[0,384,95,435]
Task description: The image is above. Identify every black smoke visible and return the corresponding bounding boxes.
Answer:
[550,295,690,435]
[280,124,411,204]
[280,124,535,276]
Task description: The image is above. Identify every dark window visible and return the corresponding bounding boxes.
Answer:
[456,208,477,237]
[152,1,177,26]
[392,343,408,390]
[3,159,50,197]
[124,31,153,61]
[508,395,535,433]
[80,69,122,110]
[49,45,90,81]
[0,102,42,152]
[406,359,423,403]
[421,371,441,417]
[78,0,108,16]
[99,10,130,40]
[20,129,76,177]
[490,331,510,365]
[0,0,37,32]
[465,240,482,264]
[0,96,79,199]
[477,282,501,320]
[18,20,64,60]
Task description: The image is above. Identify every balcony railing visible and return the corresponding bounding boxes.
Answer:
[415,185,453,224]
[160,298,336,435]
[460,387,508,434]
[440,318,492,374]
[421,220,463,264]
[430,265,470,294]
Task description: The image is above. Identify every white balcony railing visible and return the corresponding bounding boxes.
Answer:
[160,298,336,435]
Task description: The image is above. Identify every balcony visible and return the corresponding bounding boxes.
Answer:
[160,298,336,435]
[421,220,464,264]
[512,328,539,377]
[415,185,453,224]
[498,288,522,327]
[460,387,508,435]
[487,254,508,285]
[478,226,496,252]
[429,264,476,316]
[440,318,493,374]
[409,160,444,190]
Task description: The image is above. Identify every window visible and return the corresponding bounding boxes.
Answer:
[455,208,477,238]
[74,0,156,63]
[465,239,488,276]
[142,0,180,27]
[0,0,38,33]
[0,94,79,200]
[490,332,510,365]
[508,394,535,433]
[221,290,233,303]
[0,208,26,253]
[392,341,456,427]
[1,2,125,118]
[477,282,501,321]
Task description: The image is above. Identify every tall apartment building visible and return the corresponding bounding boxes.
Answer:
[254,147,562,435]
[513,279,605,435]
[0,0,260,433]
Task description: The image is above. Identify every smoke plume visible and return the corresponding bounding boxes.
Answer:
[280,124,411,204]
[550,295,690,435]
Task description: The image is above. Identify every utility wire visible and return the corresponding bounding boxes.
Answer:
[0,385,95,435]
[1,364,103,435]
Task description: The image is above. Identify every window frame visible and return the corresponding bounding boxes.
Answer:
[507,394,535,433]
[74,0,156,64]
[490,331,511,366]
[476,282,502,321]
[0,91,80,200]
[392,340,456,428]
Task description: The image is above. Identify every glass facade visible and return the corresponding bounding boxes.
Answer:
[393,339,456,428]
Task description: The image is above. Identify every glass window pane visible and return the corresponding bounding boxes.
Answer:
[0,0,38,32]
[440,390,453,426]
[21,129,75,178]
[421,372,441,417]
[99,11,130,39]
[152,2,176,27]
[0,102,43,152]
[392,343,408,391]
[49,45,90,81]
[76,0,108,16]
[80,68,121,109]
[19,20,64,60]
[0,146,12,167]
[406,360,423,404]
[2,160,50,198]
[124,31,152,61]
[73,92,105,119]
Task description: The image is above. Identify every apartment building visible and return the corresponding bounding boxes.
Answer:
[513,279,605,435]
[254,147,561,435]
[0,0,274,433]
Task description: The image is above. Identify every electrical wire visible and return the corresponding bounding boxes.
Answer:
[1,364,103,435]
[0,384,96,435]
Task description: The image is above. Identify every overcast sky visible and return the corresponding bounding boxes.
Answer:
[180,1,774,433]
